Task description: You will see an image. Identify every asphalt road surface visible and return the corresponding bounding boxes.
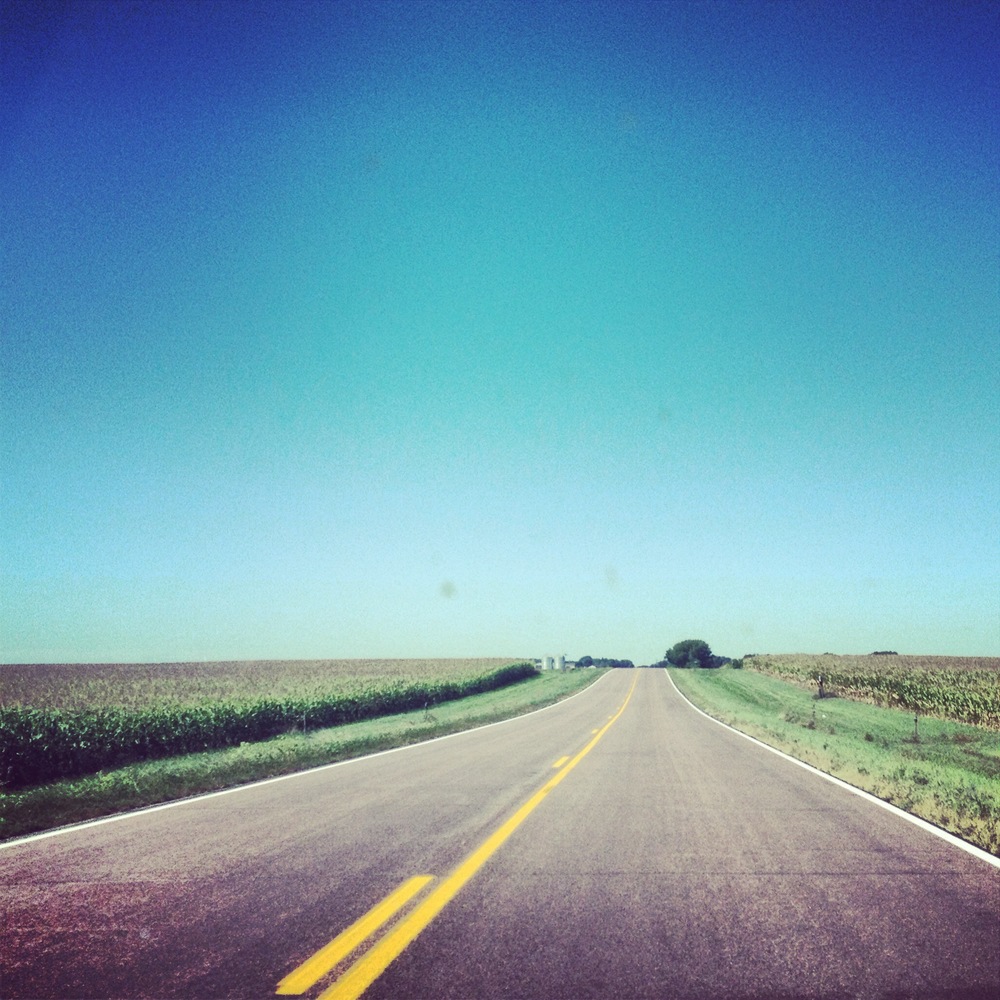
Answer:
[2,669,998,999]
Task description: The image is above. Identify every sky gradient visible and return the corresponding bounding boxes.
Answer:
[2,0,998,664]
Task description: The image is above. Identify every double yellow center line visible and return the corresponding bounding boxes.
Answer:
[276,876,433,996]
[278,670,638,1000]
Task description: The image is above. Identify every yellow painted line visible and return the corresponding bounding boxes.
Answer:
[276,875,434,995]
[591,728,600,734]
[319,672,639,1000]
[552,756,570,768]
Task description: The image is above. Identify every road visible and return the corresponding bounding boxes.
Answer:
[1,668,998,999]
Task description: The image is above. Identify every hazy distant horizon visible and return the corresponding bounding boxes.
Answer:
[4,650,1000,670]
[3,0,997,665]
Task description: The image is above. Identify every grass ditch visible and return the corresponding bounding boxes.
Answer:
[669,666,1000,857]
[0,669,603,843]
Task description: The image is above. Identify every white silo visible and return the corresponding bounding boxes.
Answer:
[555,654,566,671]
[542,655,554,671]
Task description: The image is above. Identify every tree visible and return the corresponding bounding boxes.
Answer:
[665,639,714,668]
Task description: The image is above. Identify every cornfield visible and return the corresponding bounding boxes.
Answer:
[744,654,1000,730]
[0,659,537,789]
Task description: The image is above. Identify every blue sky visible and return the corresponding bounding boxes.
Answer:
[2,0,998,664]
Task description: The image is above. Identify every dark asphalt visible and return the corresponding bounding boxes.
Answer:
[1,669,997,999]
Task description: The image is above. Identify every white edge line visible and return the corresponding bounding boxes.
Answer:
[1,670,612,851]
[662,668,1000,871]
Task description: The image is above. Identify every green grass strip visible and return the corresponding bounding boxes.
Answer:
[670,667,1000,857]
[0,669,602,843]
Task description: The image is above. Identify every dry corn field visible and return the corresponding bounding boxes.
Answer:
[744,654,1000,730]
[0,658,525,710]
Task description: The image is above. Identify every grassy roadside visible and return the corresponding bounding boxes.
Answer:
[0,669,604,843]
[668,667,1000,857]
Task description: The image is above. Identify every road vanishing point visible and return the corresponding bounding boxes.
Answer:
[2,669,998,999]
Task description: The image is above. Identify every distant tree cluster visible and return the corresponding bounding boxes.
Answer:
[871,650,899,656]
[577,655,635,669]
[655,639,731,669]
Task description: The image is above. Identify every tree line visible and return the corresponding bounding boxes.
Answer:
[651,639,738,669]
[577,656,635,669]
[576,640,741,670]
